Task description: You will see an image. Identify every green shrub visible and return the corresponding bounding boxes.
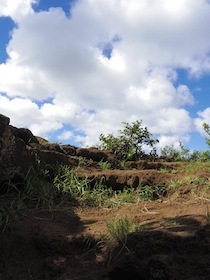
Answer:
[203,123,210,148]
[99,120,159,161]
[160,141,191,161]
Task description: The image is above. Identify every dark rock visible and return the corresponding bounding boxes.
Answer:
[76,147,114,162]
[0,114,10,125]
[18,128,39,144]
[0,119,36,183]
[0,114,75,185]
[61,145,77,156]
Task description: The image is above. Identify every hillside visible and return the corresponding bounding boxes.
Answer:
[0,114,210,279]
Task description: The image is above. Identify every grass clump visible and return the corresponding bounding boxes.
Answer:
[168,180,182,190]
[54,166,113,207]
[98,160,112,171]
[106,216,142,246]
[54,166,167,207]
[137,184,166,201]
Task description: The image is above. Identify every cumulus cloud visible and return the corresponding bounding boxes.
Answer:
[57,130,73,141]
[194,108,210,135]
[0,0,36,21]
[0,0,210,148]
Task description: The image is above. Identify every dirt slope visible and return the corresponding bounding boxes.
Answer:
[0,161,210,279]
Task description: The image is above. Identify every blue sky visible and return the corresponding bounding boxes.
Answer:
[0,0,210,151]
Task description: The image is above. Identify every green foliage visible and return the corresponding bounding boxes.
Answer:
[178,141,191,160]
[160,141,191,161]
[137,184,166,200]
[106,216,141,246]
[98,160,112,171]
[182,161,210,175]
[187,150,210,162]
[203,122,210,148]
[160,140,210,162]
[168,180,182,190]
[160,144,179,160]
[199,150,210,162]
[0,162,57,231]
[0,195,26,232]
[99,120,159,161]
[54,166,114,207]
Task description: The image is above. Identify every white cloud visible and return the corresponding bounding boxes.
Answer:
[57,130,73,141]
[194,108,210,135]
[0,94,40,127]
[0,0,36,21]
[0,0,210,148]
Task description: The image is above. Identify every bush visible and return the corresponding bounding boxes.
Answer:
[160,141,191,161]
[203,123,210,148]
[99,120,159,161]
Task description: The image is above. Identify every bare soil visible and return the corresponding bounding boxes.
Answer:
[1,162,210,279]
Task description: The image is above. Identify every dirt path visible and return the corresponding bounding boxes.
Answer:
[1,198,210,280]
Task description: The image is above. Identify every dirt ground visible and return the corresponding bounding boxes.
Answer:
[1,163,210,279]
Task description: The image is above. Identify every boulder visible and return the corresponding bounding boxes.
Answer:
[76,147,115,162]
[17,128,39,144]
[0,114,10,125]
[0,117,36,184]
[0,114,77,185]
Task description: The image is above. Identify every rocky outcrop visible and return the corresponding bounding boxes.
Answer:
[0,114,36,184]
[0,113,178,190]
[0,114,116,186]
[0,114,76,185]
[76,147,115,163]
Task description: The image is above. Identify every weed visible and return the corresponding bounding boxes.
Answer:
[119,160,126,170]
[136,184,166,201]
[98,160,112,171]
[0,195,26,232]
[106,216,142,246]
[54,166,114,207]
[78,157,86,167]
[182,162,210,175]
[168,180,182,190]
[158,168,169,173]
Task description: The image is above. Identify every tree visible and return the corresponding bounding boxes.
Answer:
[160,141,191,161]
[99,120,159,161]
[203,123,210,148]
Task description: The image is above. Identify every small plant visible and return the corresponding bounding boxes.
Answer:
[137,184,166,201]
[158,167,169,173]
[54,166,114,207]
[106,216,141,246]
[78,157,86,167]
[168,180,182,190]
[98,160,112,171]
[119,160,126,170]
[0,195,26,232]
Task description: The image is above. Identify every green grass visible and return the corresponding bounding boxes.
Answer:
[0,164,169,231]
[106,216,142,246]
[3,161,210,231]
[180,162,210,175]
[168,180,182,190]
[98,160,112,171]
